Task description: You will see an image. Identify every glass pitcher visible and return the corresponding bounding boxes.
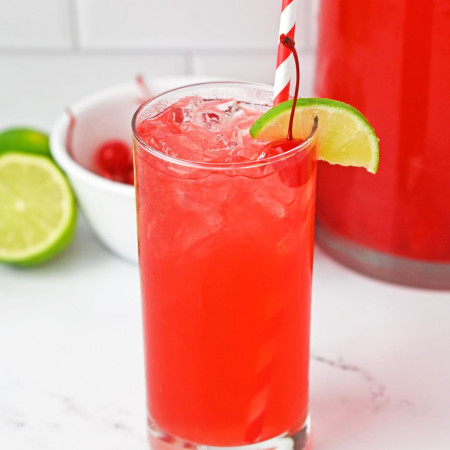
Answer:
[314,0,450,289]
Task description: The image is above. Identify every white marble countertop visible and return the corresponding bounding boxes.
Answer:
[1,216,450,450]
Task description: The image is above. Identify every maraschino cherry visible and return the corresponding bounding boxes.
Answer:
[94,140,134,185]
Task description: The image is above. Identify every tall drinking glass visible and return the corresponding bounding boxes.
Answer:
[132,82,317,450]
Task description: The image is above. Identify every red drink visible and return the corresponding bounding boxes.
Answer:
[315,0,450,288]
[132,83,316,449]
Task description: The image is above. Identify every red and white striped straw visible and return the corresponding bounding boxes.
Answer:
[273,0,298,105]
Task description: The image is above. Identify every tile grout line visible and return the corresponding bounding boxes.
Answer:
[0,46,316,59]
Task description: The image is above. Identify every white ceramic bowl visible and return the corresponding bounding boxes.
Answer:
[50,77,213,263]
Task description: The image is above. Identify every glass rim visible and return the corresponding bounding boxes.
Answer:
[131,81,317,171]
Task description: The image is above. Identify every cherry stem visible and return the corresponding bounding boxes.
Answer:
[65,108,76,159]
[136,74,151,102]
[280,34,300,141]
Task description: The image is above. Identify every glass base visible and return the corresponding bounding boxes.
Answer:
[147,417,310,450]
[316,222,450,290]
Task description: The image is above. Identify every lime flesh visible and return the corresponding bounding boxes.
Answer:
[250,98,379,173]
[0,151,77,265]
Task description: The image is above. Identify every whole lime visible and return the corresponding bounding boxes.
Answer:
[0,127,51,157]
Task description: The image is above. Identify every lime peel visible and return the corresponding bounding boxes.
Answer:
[0,127,51,157]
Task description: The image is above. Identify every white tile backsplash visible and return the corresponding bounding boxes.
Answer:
[297,50,316,97]
[0,53,185,129]
[191,48,316,96]
[191,50,277,85]
[0,0,72,49]
[0,0,319,128]
[75,0,308,50]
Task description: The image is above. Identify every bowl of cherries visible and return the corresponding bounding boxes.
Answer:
[50,81,146,262]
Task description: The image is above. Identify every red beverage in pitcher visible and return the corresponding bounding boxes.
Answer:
[133,83,316,449]
[315,0,450,288]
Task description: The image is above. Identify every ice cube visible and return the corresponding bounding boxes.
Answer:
[170,96,205,124]
[199,111,223,131]
[211,133,229,149]
[216,100,242,117]
[203,111,221,123]
[171,107,191,124]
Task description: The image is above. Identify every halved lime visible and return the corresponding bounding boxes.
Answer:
[0,151,77,266]
[0,127,51,157]
[250,98,379,173]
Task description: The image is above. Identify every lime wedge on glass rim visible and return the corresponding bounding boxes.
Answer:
[0,151,77,266]
[250,98,379,174]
